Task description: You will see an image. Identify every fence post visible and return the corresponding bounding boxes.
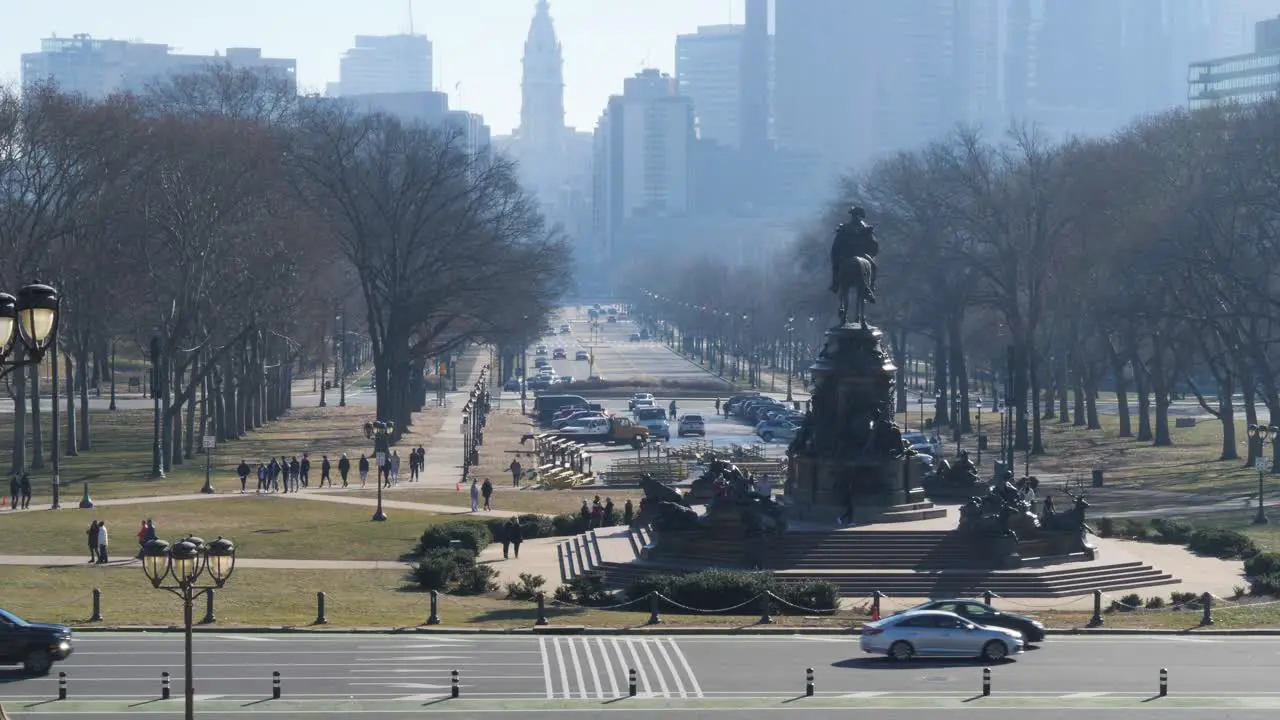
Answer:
[1159,668,1168,697]
[757,592,774,625]
[451,669,460,698]
[983,590,994,606]
[90,588,103,623]
[1199,592,1213,626]
[201,588,216,625]
[871,591,883,621]
[161,672,171,700]
[536,592,549,626]
[982,667,991,697]
[58,672,67,700]
[315,591,328,625]
[426,590,441,625]
[647,592,662,625]
[272,671,281,699]
[628,668,637,697]
[805,667,814,697]
[1087,589,1103,627]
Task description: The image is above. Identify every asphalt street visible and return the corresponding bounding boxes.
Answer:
[4,632,1280,713]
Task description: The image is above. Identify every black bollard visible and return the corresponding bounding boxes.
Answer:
[1200,592,1213,626]
[647,591,662,626]
[58,671,67,700]
[982,667,991,697]
[272,671,281,699]
[535,592,549,626]
[758,592,774,625]
[315,592,328,625]
[201,588,216,625]
[427,590,441,625]
[628,668,637,697]
[805,667,814,697]
[162,671,171,700]
[1087,589,1103,627]
[1159,668,1168,697]
[983,590,994,606]
[451,669,460,698]
[90,588,103,623]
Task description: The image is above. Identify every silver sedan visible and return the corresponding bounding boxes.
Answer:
[860,610,1024,662]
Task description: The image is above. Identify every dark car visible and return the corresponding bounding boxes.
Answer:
[0,608,74,675]
[905,599,1045,643]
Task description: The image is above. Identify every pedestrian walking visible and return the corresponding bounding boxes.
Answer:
[18,473,31,509]
[510,517,523,558]
[509,459,523,487]
[382,455,393,488]
[469,479,480,512]
[257,463,267,493]
[714,397,721,414]
[338,454,351,487]
[591,496,603,528]
[408,449,419,482]
[237,459,250,493]
[359,454,370,487]
[604,497,616,526]
[320,455,332,488]
[623,499,634,525]
[481,478,493,511]
[416,446,426,480]
[500,520,511,559]
[96,521,109,564]
[668,400,677,420]
[300,454,311,488]
[579,499,590,526]
[86,521,99,563]
[291,456,302,490]
[391,450,401,486]
[8,475,17,510]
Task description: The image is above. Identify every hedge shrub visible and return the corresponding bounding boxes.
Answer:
[1151,518,1194,545]
[410,548,479,591]
[1244,551,1280,578]
[1186,527,1257,559]
[485,514,556,541]
[624,570,838,614]
[418,521,492,554]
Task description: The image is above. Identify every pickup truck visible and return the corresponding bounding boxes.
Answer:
[553,416,650,448]
[0,608,74,675]
[633,407,671,441]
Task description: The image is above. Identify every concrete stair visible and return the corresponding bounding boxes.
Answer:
[862,502,948,523]
[556,530,605,583]
[773,561,1179,598]
[766,530,979,570]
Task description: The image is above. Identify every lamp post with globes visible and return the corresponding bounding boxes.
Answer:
[141,536,236,720]
[364,420,395,521]
[1249,424,1277,525]
[0,286,62,506]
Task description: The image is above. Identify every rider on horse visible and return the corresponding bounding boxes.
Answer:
[830,206,879,298]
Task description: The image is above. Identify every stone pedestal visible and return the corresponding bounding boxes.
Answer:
[785,324,913,523]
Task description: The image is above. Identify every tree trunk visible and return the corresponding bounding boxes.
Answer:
[169,363,184,467]
[29,362,44,470]
[50,338,59,470]
[184,353,198,459]
[197,363,208,455]
[1150,339,1172,447]
[161,355,173,473]
[1243,370,1259,467]
[64,348,77,456]
[933,326,948,427]
[1132,348,1152,442]
[10,361,25,475]
[1110,343,1132,438]
[1084,364,1101,430]
[894,328,908,414]
[222,352,237,439]
[1056,351,1071,424]
[948,315,971,433]
[1219,373,1237,461]
[1013,341,1030,452]
[1030,348,1045,455]
[1043,353,1057,419]
[77,347,92,451]
[1072,355,1087,427]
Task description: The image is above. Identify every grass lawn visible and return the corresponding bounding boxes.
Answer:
[1,403,449,503]
[334,486,646,516]
[0,496,442,561]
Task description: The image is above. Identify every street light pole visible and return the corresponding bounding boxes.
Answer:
[319,335,327,407]
[364,421,394,521]
[975,398,983,467]
[1249,424,1276,525]
[785,316,795,402]
[337,314,346,407]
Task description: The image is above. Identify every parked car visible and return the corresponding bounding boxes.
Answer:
[634,407,671,441]
[724,394,761,414]
[560,324,571,333]
[575,350,589,361]
[553,348,567,359]
[553,410,604,429]
[558,375,575,384]
[555,416,649,447]
[629,333,642,342]
[677,414,706,437]
[503,377,523,392]
[527,376,550,391]
[903,600,1045,643]
[639,329,650,340]
[860,610,1024,662]
[902,431,935,456]
[606,316,617,323]
[0,608,74,675]
[628,393,656,411]
[756,419,798,443]
[534,357,550,369]
[535,345,548,355]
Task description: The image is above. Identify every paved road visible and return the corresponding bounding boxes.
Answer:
[4,632,1280,711]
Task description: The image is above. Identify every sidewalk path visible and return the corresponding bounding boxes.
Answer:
[0,554,412,570]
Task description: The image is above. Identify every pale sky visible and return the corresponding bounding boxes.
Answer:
[0,0,744,134]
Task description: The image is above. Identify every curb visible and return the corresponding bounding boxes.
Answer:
[68,624,1280,636]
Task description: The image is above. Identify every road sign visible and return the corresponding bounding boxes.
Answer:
[1258,457,1269,472]
[202,436,216,450]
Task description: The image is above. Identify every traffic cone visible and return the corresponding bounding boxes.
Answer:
[871,606,880,621]
[0,496,5,508]
[455,482,461,492]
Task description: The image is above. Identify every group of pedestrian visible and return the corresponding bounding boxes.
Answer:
[469,478,495,512]
[7,473,31,510]
[134,519,157,558]
[498,516,524,559]
[85,520,112,564]
[230,446,428,495]
[580,495,630,528]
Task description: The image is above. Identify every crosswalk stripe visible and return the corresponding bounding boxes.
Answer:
[564,638,588,700]
[538,636,699,700]
[553,635,571,699]
[538,638,553,700]
[667,639,704,699]
[596,637,620,698]
[625,639,653,697]
[654,638,687,699]
[609,638,631,696]
[639,639,671,698]
[582,638,605,700]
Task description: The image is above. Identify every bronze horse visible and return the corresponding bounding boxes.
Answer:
[830,207,879,326]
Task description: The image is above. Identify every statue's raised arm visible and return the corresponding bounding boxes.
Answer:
[830,206,879,327]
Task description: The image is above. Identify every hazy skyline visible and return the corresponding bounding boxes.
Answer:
[0,0,743,133]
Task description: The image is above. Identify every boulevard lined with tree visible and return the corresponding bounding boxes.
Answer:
[634,98,1280,474]
[0,66,567,497]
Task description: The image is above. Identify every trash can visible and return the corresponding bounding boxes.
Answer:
[1092,469,1104,487]
[978,433,989,450]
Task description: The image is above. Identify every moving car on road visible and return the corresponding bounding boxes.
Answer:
[503,377,523,392]
[535,345,548,355]
[634,407,671,441]
[0,608,74,675]
[629,333,642,342]
[860,610,1023,662]
[553,348,567,359]
[560,324,571,333]
[575,350,589,361]
[903,599,1045,643]
[628,393,655,411]
[677,414,706,437]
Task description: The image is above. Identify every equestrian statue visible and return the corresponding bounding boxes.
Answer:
[830,206,880,327]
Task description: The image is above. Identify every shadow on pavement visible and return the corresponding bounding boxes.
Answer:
[832,657,1016,670]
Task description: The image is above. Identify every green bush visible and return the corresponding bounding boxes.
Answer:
[419,521,493,554]
[504,573,547,601]
[1095,517,1116,538]
[555,572,613,607]
[623,569,836,614]
[1144,596,1165,609]
[1170,591,1200,608]
[775,581,840,613]
[1187,528,1258,559]
[454,564,499,595]
[552,513,589,536]
[410,548,477,591]
[1118,518,1152,540]
[1244,551,1280,577]
[1151,518,1194,544]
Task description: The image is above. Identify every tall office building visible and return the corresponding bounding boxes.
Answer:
[1189,14,1280,110]
[517,0,568,207]
[336,34,433,97]
[740,0,772,158]
[676,25,745,148]
[21,35,295,97]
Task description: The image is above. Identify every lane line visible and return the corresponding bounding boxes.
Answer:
[580,637,605,700]
[538,637,553,700]
[565,635,588,700]
[639,638,671,698]
[552,637,571,700]
[653,637,687,698]
[609,638,632,697]
[667,638,704,699]
[595,636,620,698]
[1061,692,1111,698]
[624,638,653,697]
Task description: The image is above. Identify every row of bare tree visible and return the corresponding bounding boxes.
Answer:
[0,66,568,481]
[631,98,1280,470]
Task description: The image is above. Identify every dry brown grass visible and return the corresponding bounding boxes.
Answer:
[337,486,646,516]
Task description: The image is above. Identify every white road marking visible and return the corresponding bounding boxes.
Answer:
[565,636,588,700]
[625,638,653,697]
[192,695,223,701]
[595,636,620,698]
[552,636,571,699]
[842,692,888,698]
[667,638,703,699]
[640,638,670,698]
[581,637,605,699]
[354,656,469,662]
[211,635,275,642]
[610,638,632,696]
[538,637,553,700]
[653,637,687,698]
[394,693,447,701]
[1060,692,1110,698]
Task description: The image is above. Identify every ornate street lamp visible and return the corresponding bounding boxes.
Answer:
[1248,424,1277,525]
[141,536,236,720]
[363,420,395,521]
[0,284,61,378]
[785,316,795,402]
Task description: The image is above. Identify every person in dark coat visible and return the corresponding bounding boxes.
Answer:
[481,478,494,511]
[237,460,251,493]
[8,475,18,510]
[338,454,351,487]
[86,521,99,563]
[18,473,31,509]
[320,456,332,487]
[623,499,634,525]
[358,454,370,487]
[500,520,512,559]
[507,517,524,559]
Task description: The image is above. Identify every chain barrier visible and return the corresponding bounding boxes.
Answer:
[765,591,838,615]
[546,595,648,612]
[653,592,763,615]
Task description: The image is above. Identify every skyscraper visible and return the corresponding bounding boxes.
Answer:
[336,34,433,97]
[518,0,567,206]
[676,25,745,148]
